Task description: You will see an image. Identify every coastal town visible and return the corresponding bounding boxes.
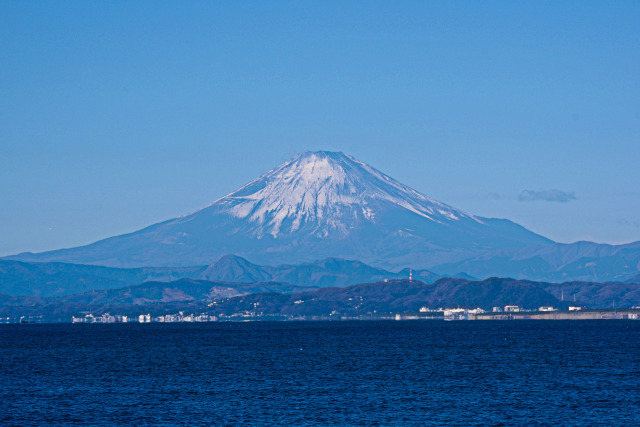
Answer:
[1,301,638,324]
[58,305,637,323]
[71,312,218,324]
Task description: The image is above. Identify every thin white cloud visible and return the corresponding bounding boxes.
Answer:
[518,189,576,203]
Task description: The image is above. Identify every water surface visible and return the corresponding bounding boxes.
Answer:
[1,321,639,425]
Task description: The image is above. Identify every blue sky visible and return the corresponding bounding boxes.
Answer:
[1,1,639,256]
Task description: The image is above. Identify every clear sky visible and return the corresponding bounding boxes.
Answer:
[1,1,639,256]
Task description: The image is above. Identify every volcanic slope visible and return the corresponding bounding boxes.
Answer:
[8,151,552,269]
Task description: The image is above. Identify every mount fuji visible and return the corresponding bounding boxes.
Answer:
[7,151,553,269]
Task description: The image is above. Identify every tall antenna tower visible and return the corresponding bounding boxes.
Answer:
[409,269,413,282]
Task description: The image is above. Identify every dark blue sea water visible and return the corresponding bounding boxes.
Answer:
[1,321,639,426]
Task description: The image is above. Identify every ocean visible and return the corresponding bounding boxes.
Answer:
[1,320,639,425]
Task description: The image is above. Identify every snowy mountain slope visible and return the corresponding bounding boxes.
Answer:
[213,151,480,238]
[7,151,553,269]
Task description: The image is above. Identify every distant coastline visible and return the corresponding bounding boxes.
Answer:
[4,307,639,324]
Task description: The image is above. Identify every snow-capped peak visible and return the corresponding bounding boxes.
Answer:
[207,151,479,238]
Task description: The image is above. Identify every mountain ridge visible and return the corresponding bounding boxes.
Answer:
[0,255,453,297]
[433,240,640,282]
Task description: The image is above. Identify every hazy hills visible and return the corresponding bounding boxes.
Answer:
[209,278,639,317]
[208,278,567,317]
[3,276,640,321]
[0,256,455,298]
[0,279,311,319]
[0,260,202,297]
[433,241,640,283]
